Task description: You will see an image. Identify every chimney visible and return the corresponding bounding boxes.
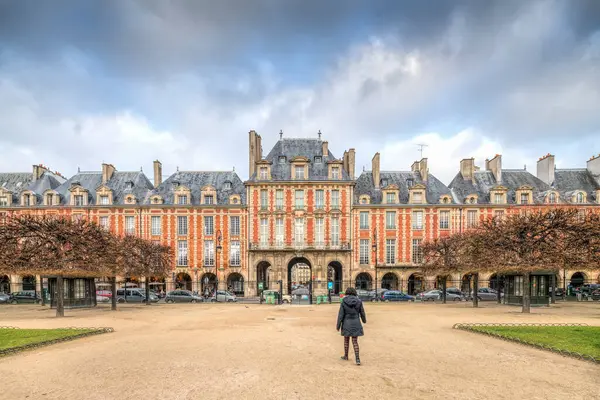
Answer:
[248,130,262,177]
[536,153,555,185]
[348,148,356,179]
[343,151,349,173]
[102,163,116,184]
[32,164,48,181]
[372,153,381,189]
[419,158,428,182]
[487,154,502,183]
[411,161,420,172]
[587,154,600,175]
[322,141,329,157]
[460,158,475,181]
[153,160,162,187]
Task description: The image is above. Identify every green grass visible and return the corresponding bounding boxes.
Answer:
[470,326,600,359]
[0,329,96,351]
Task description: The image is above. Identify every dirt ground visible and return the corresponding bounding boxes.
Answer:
[1,302,599,400]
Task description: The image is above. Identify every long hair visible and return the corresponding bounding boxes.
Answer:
[345,287,358,296]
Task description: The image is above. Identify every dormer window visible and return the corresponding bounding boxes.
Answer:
[469,197,476,204]
[151,195,163,204]
[46,194,54,206]
[229,195,240,205]
[576,192,585,203]
[295,166,305,179]
[99,195,109,205]
[520,193,529,204]
[386,192,396,204]
[381,178,388,187]
[74,195,84,206]
[413,192,422,204]
[204,195,214,205]
[359,195,370,205]
[440,195,451,204]
[23,194,31,206]
[516,186,533,205]
[0,195,9,206]
[260,167,268,180]
[406,178,414,188]
[177,195,188,205]
[125,181,134,189]
[223,181,232,190]
[125,195,136,205]
[548,192,557,204]
[279,156,286,164]
[314,156,322,163]
[332,167,340,180]
[494,193,502,204]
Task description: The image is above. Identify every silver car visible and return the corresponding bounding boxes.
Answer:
[417,289,464,302]
[212,290,237,302]
[474,288,500,301]
[165,290,204,303]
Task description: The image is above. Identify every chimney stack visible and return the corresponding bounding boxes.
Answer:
[419,158,428,182]
[487,154,502,183]
[248,130,262,178]
[372,153,381,189]
[322,141,329,157]
[32,164,48,181]
[411,161,420,172]
[587,154,600,175]
[536,153,555,185]
[460,158,475,181]
[153,160,162,187]
[347,148,356,180]
[102,163,116,184]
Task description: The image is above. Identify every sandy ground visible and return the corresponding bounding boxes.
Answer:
[0,301,599,400]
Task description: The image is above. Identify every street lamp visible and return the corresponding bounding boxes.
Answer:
[193,267,199,294]
[215,230,223,300]
[372,229,378,301]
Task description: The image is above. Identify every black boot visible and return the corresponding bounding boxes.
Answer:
[355,357,361,366]
[340,356,348,361]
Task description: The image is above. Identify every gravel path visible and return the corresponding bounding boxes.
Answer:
[1,302,598,400]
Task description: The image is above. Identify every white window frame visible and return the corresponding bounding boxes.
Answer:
[0,196,8,206]
[359,239,369,265]
[412,239,423,264]
[260,218,269,247]
[204,216,214,235]
[204,195,214,205]
[295,166,304,179]
[177,195,188,205]
[331,190,339,209]
[386,192,396,204]
[275,189,284,210]
[260,190,268,209]
[385,211,396,229]
[412,192,422,204]
[125,216,135,234]
[331,217,340,247]
[151,216,161,235]
[99,216,109,230]
[467,210,477,228]
[230,216,240,236]
[386,239,396,265]
[315,190,324,209]
[315,218,324,246]
[359,211,369,229]
[100,195,109,205]
[203,240,214,266]
[230,240,240,266]
[177,240,188,266]
[74,195,84,206]
[294,218,304,247]
[412,211,423,230]
[177,216,188,236]
[295,190,304,209]
[275,218,284,247]
[520,193,529,205]
[439,211,450,230]
[332,167,340,180]
[259,167,268,180]
[494,193,503,204]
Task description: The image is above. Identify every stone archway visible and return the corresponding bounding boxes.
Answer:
[176,272,193,291]
[200,273,217,295]
[22,275,36,292]
[408,273,424,295]
[256,261,272,292]
[327,261,343,294]
[288,257,312,294]
[355,272,372,290]
[227,273,245,296]
[0,275,10,294]
[381,273,399,290]
[570,272,587,288]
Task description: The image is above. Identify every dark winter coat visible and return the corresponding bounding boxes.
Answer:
[337,295,367,337]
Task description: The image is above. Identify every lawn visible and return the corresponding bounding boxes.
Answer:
[470,325,600,360]
[0,328,96,351]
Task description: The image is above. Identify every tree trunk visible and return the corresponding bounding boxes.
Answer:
[497,275,502,304]
[442,277,447,304]
[550,274,556,305]
[145,276,151,306]
[92,279,97,307]
[522,272,531,313]
[41,277,46,306]
[111,276,117,311]
[472,273,479,308]
[56,275,65,317]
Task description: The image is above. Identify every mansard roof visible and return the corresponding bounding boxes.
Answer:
[449,169,550,204]
[552,169,600,202]
[0,171,65,203]
[354,171,452,204]
[249,138,352,181]
[152,171,245,205]
[56,171,154,205]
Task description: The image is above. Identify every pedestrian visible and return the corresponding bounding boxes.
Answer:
[336,287,366,366]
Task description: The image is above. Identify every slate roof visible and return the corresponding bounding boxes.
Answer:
[0,171,65,204]
[55,171,154,205]
[152,171,245,205]
[249,138,352,181]
[552,169,600,203]
[354,171,453,205]
[449,169,551,204]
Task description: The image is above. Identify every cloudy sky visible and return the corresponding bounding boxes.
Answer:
[1,0,599,183]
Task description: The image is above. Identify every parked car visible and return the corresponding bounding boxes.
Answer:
[211,290,237,302]
[165,290,204,303]
[581,284,600,295]
[381,291,415,302]
[96,290,112,299]
[96,295,110,303]
[116,288,159,303]
[446,287,465,297]
[9,291,41,304]
[0,293,10,304]
[416,289,464,302]
[356,289,376,302]
[553,287,565,297]
[475,288,500,301]
[591,289,600,301]
[261,290,291,304]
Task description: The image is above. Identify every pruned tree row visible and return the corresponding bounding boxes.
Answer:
[0,214,173,317]
[422,209,600,313]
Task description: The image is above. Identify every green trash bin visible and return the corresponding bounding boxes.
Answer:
[316,296,322,305]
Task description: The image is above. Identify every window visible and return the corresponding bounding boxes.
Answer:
[315,218,324,246]
[386,192,396,204]
[359,211,369,229]
[295,190,304,209]
[467,210,477,228]
[177,216,188,236]
[99,216,109,230]
[279,156,286,164]
[548,193,557,204]
[295,166,305,179]
[332,167,340,179]
[223,181,231,190]
[23,194,31,206]
[385,211,396,229]
[74,195,84,206]
[177,240,188,266]
[204,195,214,205]
[230,241,240,266]
[260,190,268,210]
[151,216,161,235]
[412,239,423,264]
[203,240,214,266]
[494,193,503,204]
[204,216,214,235]
[275,218,284,247]
[259,167,268,180]
[494,210,504,220]
[412,192,423,204]
[576,192,584,203]
[100,195,109,205]
[46,194,53,206]
[314,156,322,163]
[260,218,268,246]
[520,193,529,204]
[514,276,523,296]
[315,190,324,209]
[359,239,369,264]
[294,218,304,246]
[386,239,396,264]
[177,195,188,205]
[230,216,240,236]
[125,216,135,234]
[412,211,423,230]
[331,217,339,246]
[276,189,284,210]
[331,190,339,209]
[439,211,450,229]
[0,196,8,206]
[406,178,414,188]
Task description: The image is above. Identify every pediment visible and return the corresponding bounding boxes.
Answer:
[95,184,112,193]
[291,156,310,163]
[383,184,399,190]
[256,159,273,165]
[491,185,508,192]
[68,184,87,192]
[517,185,533,191]
[175,185,191,192]
[0,187,12,195]
[200,185,216,192]
[410,183,426,190]
[326,159,344,164]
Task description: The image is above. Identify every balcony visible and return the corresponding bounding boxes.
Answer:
[249,242,351,251]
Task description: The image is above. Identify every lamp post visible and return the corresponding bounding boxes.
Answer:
[193,267,199,294]
[171,271,176,291]
[372,229,378,301]
[215,230,223,300]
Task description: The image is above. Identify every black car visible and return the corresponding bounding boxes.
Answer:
[9,291,41,304]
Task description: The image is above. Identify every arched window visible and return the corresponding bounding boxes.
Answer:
[576,192,584,203]
[548,192,556,204]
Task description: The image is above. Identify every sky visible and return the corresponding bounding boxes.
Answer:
[0,0,599,184]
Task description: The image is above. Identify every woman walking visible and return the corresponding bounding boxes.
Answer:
[337,287,366,365]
